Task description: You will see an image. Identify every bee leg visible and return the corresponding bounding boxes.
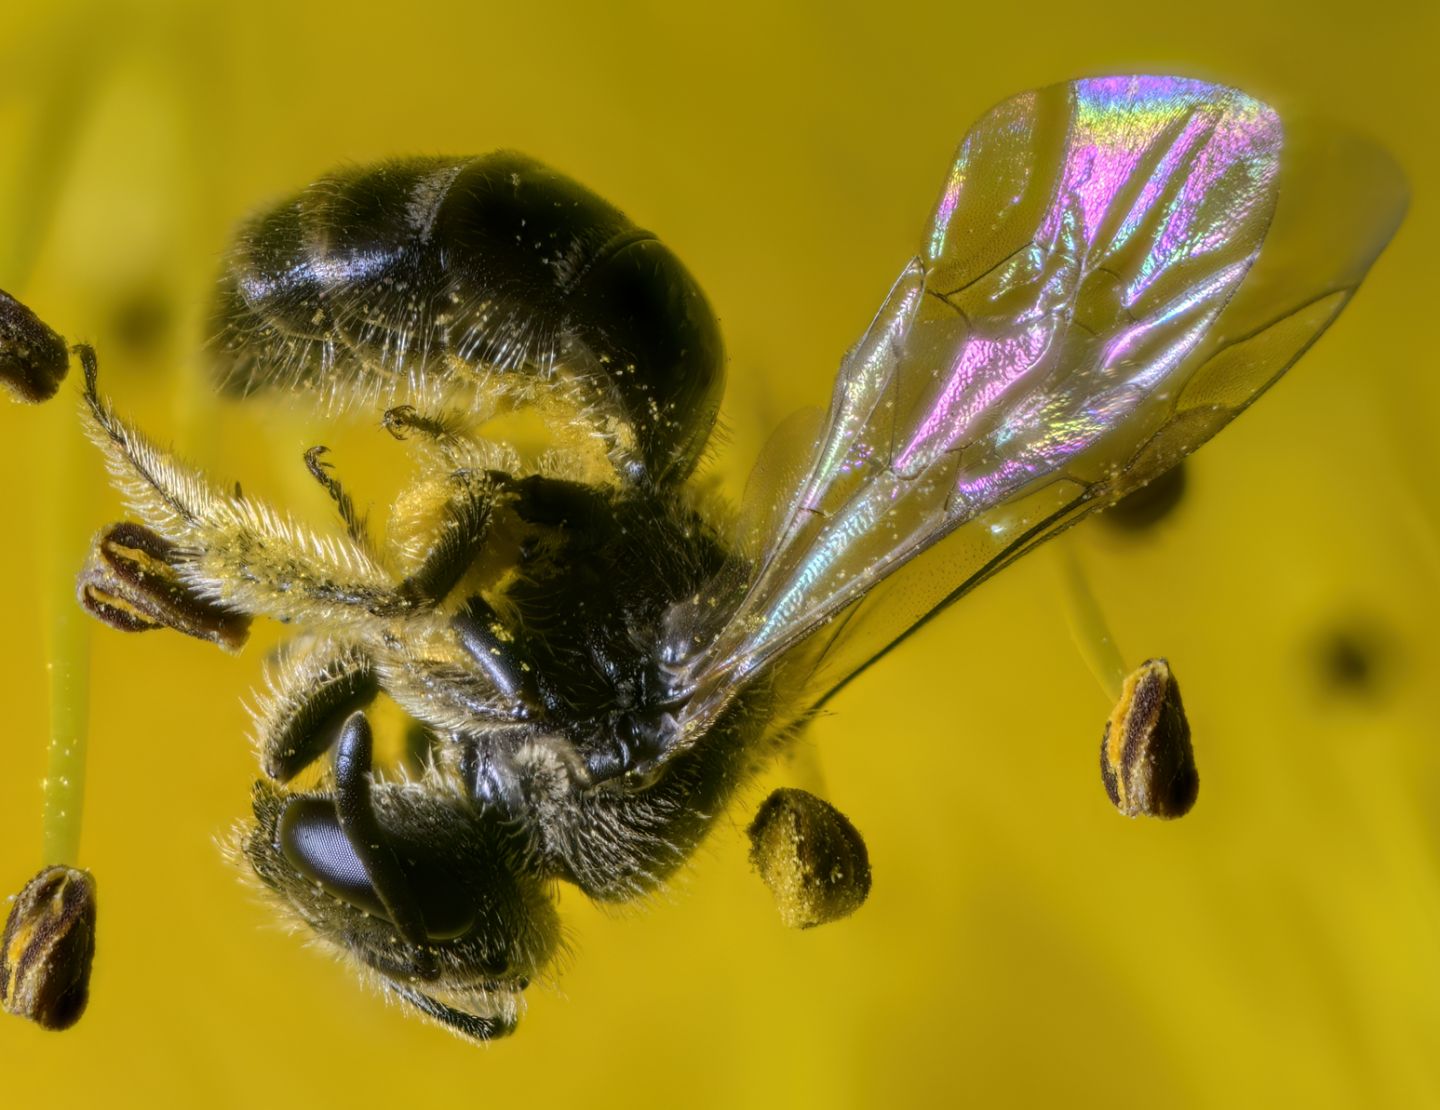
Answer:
[492,472,610,530]
[78,345,407,626]
[394,470,495,607]
[458,732,528,810]
[381,407,509,585]
[382,407,501,602]
[380,403,485,473]
[303,445,371,550]
[381,404,455,443]
[254,642,377,782]
[331,711,436,968]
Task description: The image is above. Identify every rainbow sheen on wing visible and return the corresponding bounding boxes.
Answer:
[657,76,1403,762]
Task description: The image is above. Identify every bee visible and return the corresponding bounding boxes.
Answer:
[70,75,1404,1041]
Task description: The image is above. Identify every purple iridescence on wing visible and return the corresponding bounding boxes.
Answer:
[699,77,1283,687]
[905,76,1280,508]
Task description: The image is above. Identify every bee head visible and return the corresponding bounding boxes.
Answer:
[241,773,560,1042]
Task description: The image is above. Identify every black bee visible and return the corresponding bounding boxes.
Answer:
[72,76,1403,1041]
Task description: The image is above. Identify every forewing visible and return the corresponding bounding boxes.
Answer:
[656,75,1405,760]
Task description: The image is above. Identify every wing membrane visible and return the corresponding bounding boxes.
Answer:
[663,76,1405,756]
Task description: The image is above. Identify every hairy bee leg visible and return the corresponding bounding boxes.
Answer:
[400,472,610,612]
[382,408,510,599]
[388,982,517,1042]
[458,732,528,810]
[303,445,371,551]
[380,403,489,474]
[77,345,408,625]
[380,406,511,607]
[332,712,435,963]
[394,471,495,607]
[254,641,378,781]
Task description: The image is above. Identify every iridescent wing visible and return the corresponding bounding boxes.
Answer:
[656,75,1405,767]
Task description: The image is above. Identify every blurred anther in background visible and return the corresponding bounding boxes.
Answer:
[0,287,69,404]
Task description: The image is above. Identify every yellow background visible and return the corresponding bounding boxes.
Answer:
[1,1,1437,1106]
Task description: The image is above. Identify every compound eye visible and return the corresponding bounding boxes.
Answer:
[278,797,390,919]
[276,797,477,941]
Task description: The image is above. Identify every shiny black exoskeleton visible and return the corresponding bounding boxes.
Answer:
[238,471,758,1041]
[70,153,745,1040]
[210,154,725,484]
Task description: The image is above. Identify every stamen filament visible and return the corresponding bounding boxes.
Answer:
[1057,539,1126,704]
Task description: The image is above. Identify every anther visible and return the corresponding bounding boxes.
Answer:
[0,288,69,404]
[747,788,871,929]
[77,522,251,650]
[1058,543,1199,819]
[1,865,97,1030]
[1100,659,1198,819]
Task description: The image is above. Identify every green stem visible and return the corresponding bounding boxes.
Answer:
[0,10,102,871]
[1057,538,1127,704]
[40,403,92,868]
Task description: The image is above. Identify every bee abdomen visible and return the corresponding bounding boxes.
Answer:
[210,153,724,483]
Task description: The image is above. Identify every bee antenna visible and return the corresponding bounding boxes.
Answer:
[332,712,436,971]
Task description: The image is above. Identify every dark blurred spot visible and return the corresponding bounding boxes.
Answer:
[110,286,173,355]
[1312,617,1398,700]
[1101,462,1187,532]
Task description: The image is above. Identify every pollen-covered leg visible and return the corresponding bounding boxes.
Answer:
[379,403,521,609]
[390,467,498,608]
[381,403,498,472]
[381,404,459,445]
[78,345,407,626]
[252,639,378,781]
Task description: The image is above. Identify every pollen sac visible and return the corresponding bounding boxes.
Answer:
[0,288,70,404]
[1100,658,1199,819]
[747,788,871,929]
[77,522,251,651]
[1,866,97,1031]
